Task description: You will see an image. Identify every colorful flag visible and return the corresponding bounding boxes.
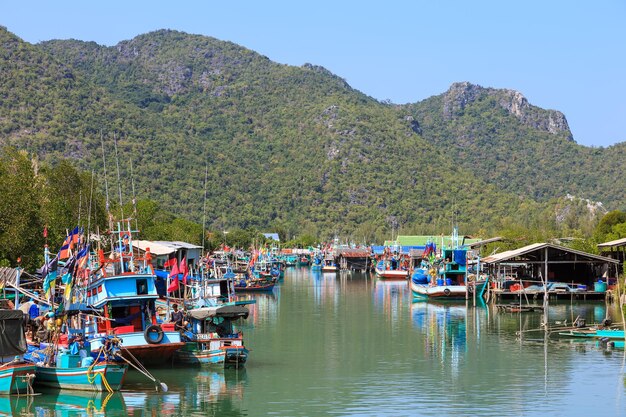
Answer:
[59,227,79,260]
[163,252,177,269]
[76,244,90,270]
[180,257,189,285]
[43,225,48,238]
[39,254,59,278]
[169,261,180,278]
[43,271,57,299]
[167,276,179,293]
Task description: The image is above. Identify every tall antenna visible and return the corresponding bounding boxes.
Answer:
[87,170,95,237]
[78,189,83,228]
[201,163,209,255]
[100,130,112,231]
[130,157,138,231]
[113,132,124,220]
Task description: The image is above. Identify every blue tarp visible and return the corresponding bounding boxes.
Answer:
[371,246,385,255]
[453,250,466,265]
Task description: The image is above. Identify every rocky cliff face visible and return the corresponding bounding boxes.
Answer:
[443,82,572,140]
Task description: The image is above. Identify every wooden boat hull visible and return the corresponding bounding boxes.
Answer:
[0,363,36,395]
[34,362,127,391]
[234,283,275,292]
[411,281,467,299]
[375,268,409,280]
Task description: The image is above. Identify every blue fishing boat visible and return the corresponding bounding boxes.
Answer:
[0,310,36,395]
[34,361,127,392]
[410,229,489,300]
[27,331,127,392]
[175,305,250,367]
[84,219,184,365]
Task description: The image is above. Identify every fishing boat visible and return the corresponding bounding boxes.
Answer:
[233,277,275,293]
[410,231,482,300]
[84,219,185,366]
[34,358,127,392]
[282,254,298,267]
[26,325,127,392]
[310,249,323,270]
[0,310,36,395]
[175,305,250,367]
[374,259,409,280]
[297,254,311,267]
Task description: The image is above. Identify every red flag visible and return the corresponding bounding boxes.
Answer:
[180,257,188,284]
[163,253,177,269]
[167,276,179,293]
[169,261,180,278]
[43,226,48,238]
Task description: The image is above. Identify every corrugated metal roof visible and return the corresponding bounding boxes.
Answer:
[392,235,482,247]
[337,249,370,258]
[154,241,202,250]
[597,237,626,248]
[133,240,176,256]
[482,242,619,264]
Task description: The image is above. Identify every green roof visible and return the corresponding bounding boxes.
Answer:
[384,235,482,247]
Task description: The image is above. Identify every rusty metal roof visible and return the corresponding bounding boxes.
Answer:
[597,237,626,248]
[482,242,619,264]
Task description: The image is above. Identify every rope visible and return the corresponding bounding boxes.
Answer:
[114,346,165,391]
[86,346,113,393]
[0,357,21,369]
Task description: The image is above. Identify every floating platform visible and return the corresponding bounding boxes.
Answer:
[493,289,610,302]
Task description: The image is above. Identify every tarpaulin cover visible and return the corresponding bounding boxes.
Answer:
[453,250,467,265]
[0,310,27,356]
[188,305,249,320]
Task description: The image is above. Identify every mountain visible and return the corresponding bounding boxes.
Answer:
[0,26,623,240]
[403,82,626,206]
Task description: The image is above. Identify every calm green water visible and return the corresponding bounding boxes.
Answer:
[3,269,626,416]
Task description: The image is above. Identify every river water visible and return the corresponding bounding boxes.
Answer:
[2,268,625,416]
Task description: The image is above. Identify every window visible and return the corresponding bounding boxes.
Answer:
[136,279,148,295]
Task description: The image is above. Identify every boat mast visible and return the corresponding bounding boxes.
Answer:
[201,162,209,257]
[113,132,124,221]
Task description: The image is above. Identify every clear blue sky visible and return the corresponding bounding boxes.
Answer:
[3,1,625,147]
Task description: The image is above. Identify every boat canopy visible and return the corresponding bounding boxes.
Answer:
[188,305,249,320]
[0,310,27,356]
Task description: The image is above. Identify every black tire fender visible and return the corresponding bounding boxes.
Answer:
[443,288,451,296]
[144,324,164,344]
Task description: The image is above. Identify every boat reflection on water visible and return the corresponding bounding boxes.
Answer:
[123,368,247,416]
[411,300,468,365]
[0,389,126,416]
[237,290,280,327]
[312,269,339,306]
[373,279,410,322]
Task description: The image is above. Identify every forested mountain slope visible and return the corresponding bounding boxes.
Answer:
[1,26,622,240]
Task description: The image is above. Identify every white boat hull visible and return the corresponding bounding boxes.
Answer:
[411,281,467,299]
[375,268,409,280]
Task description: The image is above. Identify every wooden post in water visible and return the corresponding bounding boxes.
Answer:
[543,247,549,331]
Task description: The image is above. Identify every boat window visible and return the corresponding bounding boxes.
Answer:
[136,279,148,295]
